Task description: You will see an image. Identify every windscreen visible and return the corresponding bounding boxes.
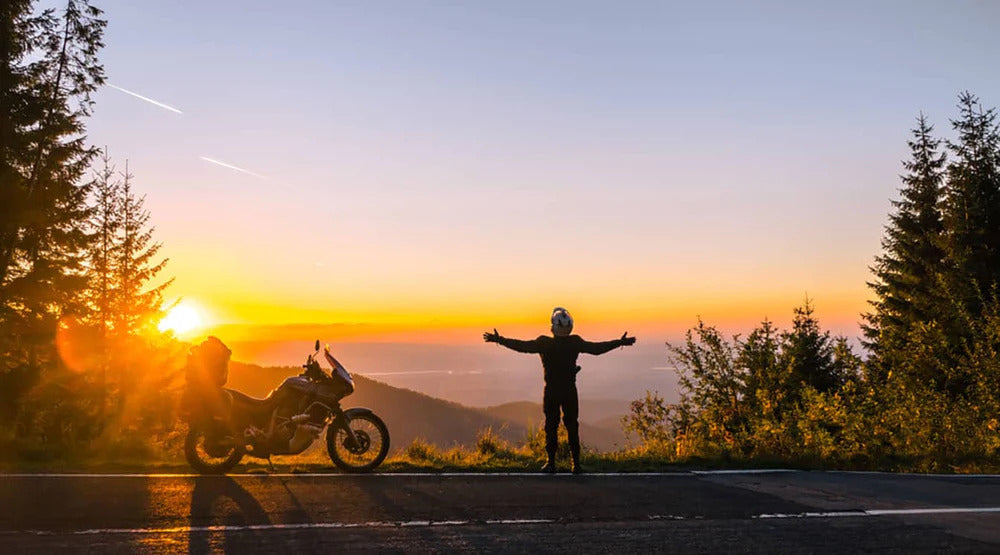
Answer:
[324,346,347,373]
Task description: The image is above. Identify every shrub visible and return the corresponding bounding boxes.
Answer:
[476,427,511,457]
[404,438,441,462]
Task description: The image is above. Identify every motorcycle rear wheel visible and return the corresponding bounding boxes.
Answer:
[184,425,245,474]
[326,412,389,473]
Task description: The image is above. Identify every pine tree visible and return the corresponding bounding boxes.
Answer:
[779,300,842,393]
[87,149,120,339]
[739,319,781,408]
[940,92,1000,319]
[109,162,171,405]
[84,149,120,418]
[864,114,947,356]
[113,162,172,338]
[0,1,105,421]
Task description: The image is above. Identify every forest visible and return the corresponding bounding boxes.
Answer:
[1,0,184,461]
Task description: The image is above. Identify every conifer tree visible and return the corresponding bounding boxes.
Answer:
[107,162,171,406]
[940,92,1000,320]
[739,319,782,411]
[85,149,122,418]
[864,114,947,355]
[0,1,105,419]
[87,149,120,339]
[779,300,842,393]
[113,162,172,339]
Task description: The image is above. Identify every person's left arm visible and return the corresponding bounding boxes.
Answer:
[578,333,636,355]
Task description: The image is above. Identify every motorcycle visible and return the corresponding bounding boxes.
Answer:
[184,340,390,474]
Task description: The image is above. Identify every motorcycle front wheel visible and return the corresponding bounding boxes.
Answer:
[184,425,245,474]
[326,411,390,473]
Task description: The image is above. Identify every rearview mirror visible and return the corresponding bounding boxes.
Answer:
[314,339,320,351]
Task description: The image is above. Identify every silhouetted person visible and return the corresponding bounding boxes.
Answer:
[484,307,635,474]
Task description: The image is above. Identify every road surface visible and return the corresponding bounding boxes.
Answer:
[3,470,1000,553]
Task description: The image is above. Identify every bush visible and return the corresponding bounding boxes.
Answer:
[476,427,512,457]
[404,437,442,462]
[623,300,1000,472]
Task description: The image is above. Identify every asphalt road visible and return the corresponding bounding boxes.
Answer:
[3,470,1000,553]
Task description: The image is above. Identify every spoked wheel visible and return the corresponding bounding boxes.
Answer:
[326,411,390,473]
[184,425,244,475]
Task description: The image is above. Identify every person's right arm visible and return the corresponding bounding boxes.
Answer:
[483,329,543,353]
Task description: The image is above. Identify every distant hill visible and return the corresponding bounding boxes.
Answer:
[227,362,527,451]
[226,362,629,452]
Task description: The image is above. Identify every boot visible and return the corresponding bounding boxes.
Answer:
[540,459,557,474]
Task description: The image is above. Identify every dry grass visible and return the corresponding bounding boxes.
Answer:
[5,426,1000,475]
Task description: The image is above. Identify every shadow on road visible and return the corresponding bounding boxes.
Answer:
[187,476,319,553]
[188,476,269,553]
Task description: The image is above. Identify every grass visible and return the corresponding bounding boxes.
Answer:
[0,427,684,474]
[4,426,1000,475]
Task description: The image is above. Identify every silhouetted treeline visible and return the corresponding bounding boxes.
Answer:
[1,1,183,461]
[627,93,1000,471]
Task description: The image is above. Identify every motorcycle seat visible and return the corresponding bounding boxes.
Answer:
[226,389,276,409]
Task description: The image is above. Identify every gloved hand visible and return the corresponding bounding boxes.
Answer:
[483,328,501,343]
[620,332,636,347]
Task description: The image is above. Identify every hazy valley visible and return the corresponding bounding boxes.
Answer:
[225,338,678,452]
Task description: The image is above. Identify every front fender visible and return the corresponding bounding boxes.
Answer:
[343,407,376,422]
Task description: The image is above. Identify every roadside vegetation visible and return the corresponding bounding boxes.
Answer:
[623,98,1000,474]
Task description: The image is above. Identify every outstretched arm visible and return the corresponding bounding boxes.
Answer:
[483,329,543,354]
[579,332,636,355]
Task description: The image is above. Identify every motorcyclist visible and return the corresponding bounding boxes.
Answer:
[484,307,636,474]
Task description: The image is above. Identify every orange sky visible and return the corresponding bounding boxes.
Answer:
[159,209,876,344]
[174,262,871,345]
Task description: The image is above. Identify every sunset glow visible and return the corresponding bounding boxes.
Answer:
[158,302,205,337]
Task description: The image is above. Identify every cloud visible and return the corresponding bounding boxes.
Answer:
[106,83,183,114]
[199,156,267,179]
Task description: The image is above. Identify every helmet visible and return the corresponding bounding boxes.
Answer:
[551,307,573,337]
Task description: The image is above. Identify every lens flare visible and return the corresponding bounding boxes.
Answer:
[158,303,204,336]
[56,317,101,373]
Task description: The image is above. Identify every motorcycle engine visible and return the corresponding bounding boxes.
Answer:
[274,424,294,448]
[288,422,323,454]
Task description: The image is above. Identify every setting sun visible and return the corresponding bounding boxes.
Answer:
[158,302,204,336]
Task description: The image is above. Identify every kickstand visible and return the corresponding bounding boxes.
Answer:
[267,456,275,473]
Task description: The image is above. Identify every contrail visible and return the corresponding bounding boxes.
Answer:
[106,83,183,114]
[199,156,267,179]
